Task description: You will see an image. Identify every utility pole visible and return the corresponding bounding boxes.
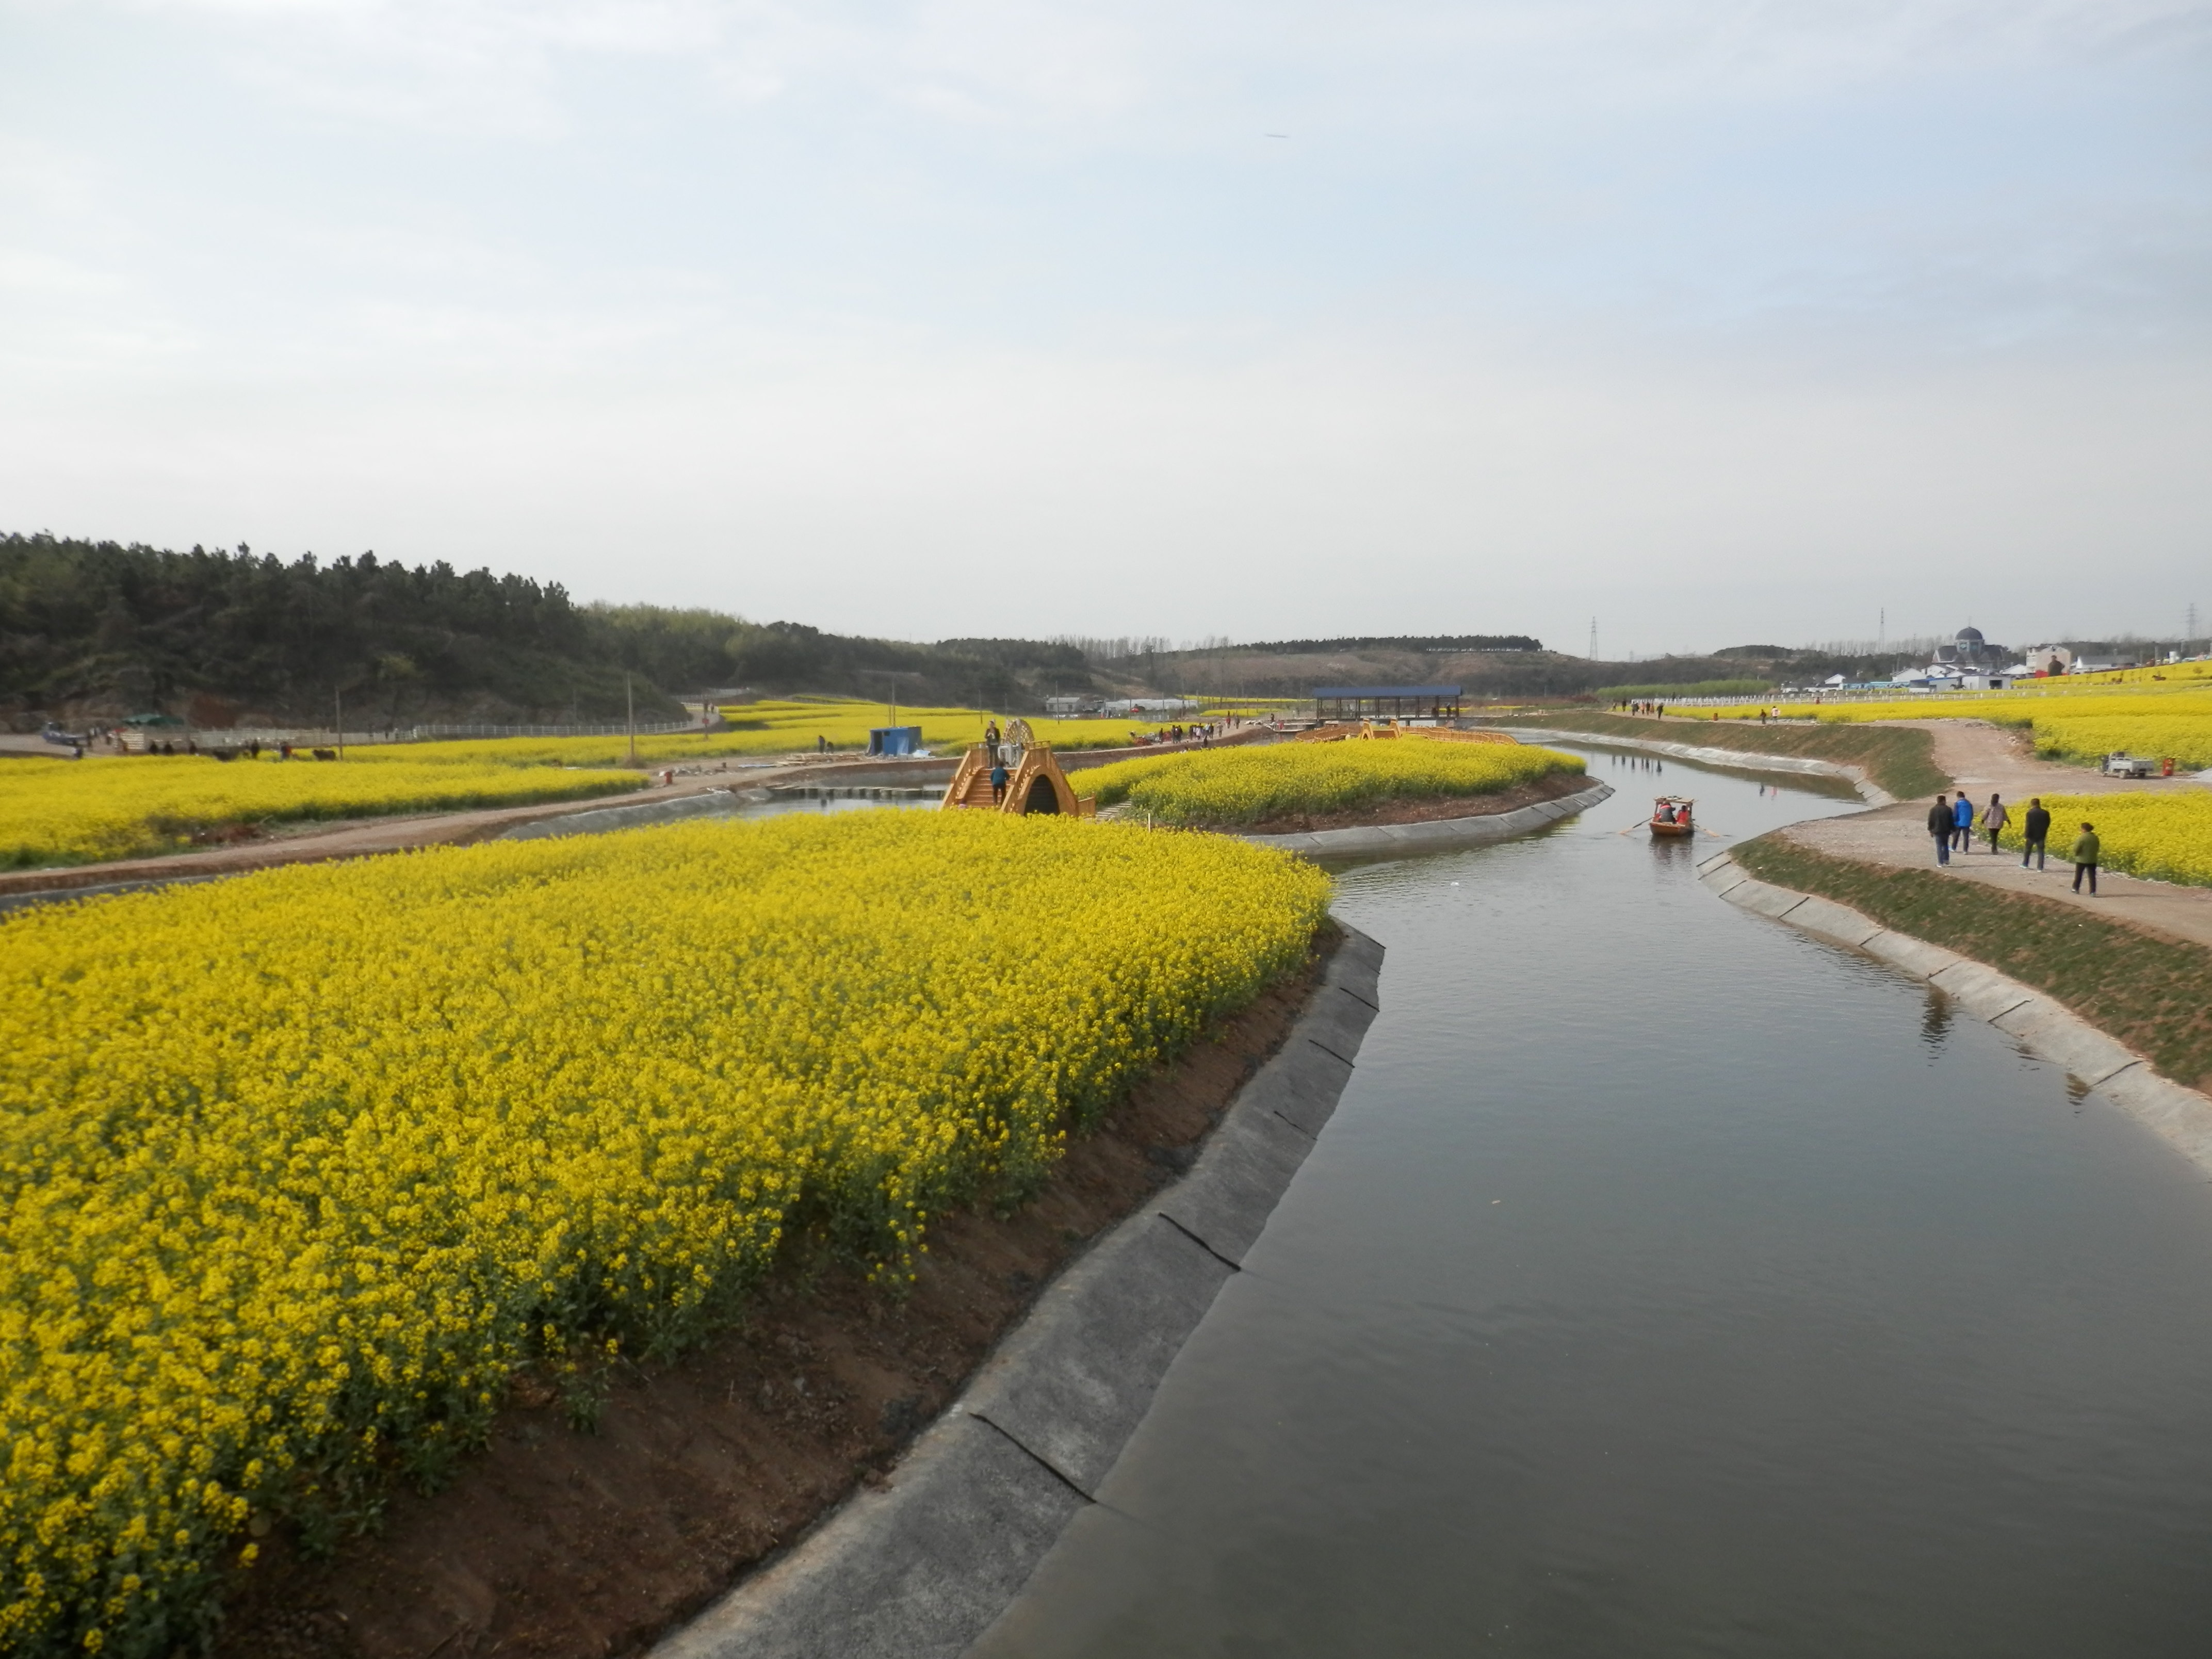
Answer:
[857,670,924,730]
[335,687,344,759]
[626,673,636,766]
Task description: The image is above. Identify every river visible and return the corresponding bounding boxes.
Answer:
[968,744,2212,1657]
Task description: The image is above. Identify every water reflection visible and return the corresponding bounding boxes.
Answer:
[1919,987,1955,1056]
[973,745,2212,1659]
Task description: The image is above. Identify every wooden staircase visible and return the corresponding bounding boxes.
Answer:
[939,743,1097,817]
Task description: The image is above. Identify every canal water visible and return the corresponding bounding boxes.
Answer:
[971,745,2212,1658]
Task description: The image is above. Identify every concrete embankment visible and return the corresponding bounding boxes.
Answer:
[1698,850,2212,1175]
[653,928,1385,1659]
[1238,779,1615,858]
[1501,726,1894,805]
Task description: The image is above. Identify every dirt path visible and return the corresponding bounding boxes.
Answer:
[0,773,775,903]
[2,728,1277,906]
[1892,718,2205,798]
[1780,721,2212,950]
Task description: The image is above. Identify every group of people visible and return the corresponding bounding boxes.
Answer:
[1927,792,2103,893]
[1127,722,1217,747]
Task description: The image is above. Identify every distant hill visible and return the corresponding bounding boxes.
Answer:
[0,535,1102,729]
[1122,638,1927,700]
[3,531,1955,729]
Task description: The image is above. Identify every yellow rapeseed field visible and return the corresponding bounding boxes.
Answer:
[0,811,1328,1655]
[1993,792,2212,887]
[2,702,1175,871]
[0,755,643,869]
[370,701,1162,770]
[1082,737,1583,827]
[1709,686,2212,771]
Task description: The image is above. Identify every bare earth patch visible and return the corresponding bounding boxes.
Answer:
[1241,766,1591,835]
[212,936,1333,1659]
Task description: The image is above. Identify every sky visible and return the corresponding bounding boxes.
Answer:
[2,0,2208,657]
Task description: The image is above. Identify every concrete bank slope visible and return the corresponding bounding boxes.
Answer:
[1697,850,2212,1176]
[1500,727,1895,806]
[653,928,1386,1659]
[1238,779,1614,859]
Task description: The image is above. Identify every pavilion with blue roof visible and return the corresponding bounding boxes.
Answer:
[1312,685,1464,720]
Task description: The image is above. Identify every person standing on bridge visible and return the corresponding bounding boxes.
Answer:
[990,756,1009,804]
[2071,822,2101,895]
[1928,795,1954,865]
[2021,798,2051,869]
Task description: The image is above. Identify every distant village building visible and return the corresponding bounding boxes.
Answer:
[1932,626,2007,669]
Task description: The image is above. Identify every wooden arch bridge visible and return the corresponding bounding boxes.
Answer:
[940,719,1098,816]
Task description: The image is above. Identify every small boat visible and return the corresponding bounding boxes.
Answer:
[1649,795,1695,837]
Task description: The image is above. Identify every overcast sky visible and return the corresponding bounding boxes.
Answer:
[3,0,2207,655]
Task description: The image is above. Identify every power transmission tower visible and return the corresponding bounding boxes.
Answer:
[1589,617,1598,660]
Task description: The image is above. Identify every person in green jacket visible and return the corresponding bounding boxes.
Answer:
[2071,822,2101,894]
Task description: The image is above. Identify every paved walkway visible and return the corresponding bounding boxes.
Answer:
[1781,721,2212,950]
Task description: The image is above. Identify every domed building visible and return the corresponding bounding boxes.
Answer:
[1933,625,2004,668]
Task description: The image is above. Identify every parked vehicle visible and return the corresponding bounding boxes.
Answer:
[2100,752,2159,778]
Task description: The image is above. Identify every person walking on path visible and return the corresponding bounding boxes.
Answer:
[2021,798,2051,869]
[1952,792,1976,852]
[1981,792,2008,854]
[989,757,1009,804]
[1928,794,1954,866]
[2071,822,2101,894]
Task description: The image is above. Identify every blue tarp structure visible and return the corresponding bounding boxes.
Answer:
[868,725,924,756]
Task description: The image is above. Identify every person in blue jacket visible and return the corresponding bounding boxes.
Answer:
[1952,792,1976,852]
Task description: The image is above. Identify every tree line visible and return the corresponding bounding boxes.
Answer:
[0,534,1101,725]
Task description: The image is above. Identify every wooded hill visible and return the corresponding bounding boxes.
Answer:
[0,535,1101,728]
[3,532,1948,729]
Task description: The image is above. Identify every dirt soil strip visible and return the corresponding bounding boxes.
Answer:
[652,925,1385,1659]
[1239,779,1613,859]
[212,926,1374,1659]
[1696,848,2212,1173]
[1499,726,1891,803]
[1235,764,1597,836]
[1484,711,1949,801]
